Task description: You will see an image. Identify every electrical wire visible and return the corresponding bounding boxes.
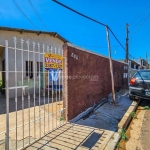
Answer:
[108,27,126,52]
[27,0,48,30]
[12,0,39,29]
[80,45,120,49]
[52,0,138,60]
[52,0,107,27]
[129,4,150,45]
[107,26,138,59]
[131,13,150,38]
[0,11,8,26]
[52,0,139,60]
[131,12,150,31]
[0,12,5,20]
[130,3,150,25]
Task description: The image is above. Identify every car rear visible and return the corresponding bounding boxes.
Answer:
[129,70,150,100]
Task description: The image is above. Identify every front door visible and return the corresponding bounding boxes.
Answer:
[2,59,5,96]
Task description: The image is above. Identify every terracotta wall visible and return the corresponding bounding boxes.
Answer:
[63,44,128,120]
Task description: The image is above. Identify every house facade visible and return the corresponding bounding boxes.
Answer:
[0,27,67,98]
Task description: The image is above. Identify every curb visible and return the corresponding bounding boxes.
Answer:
[104,99,140,150]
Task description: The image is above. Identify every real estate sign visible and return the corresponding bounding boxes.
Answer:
[45,53,63,69]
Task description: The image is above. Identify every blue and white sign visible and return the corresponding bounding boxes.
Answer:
[49,69,61,82]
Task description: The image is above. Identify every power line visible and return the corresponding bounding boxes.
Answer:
[129,4,150,44]
[12,0,39,29]
[131,12,150,30]
[0,12,5,20]
[52,0,107,27]
[27,0,48,30]
[131,13,150,38]
[80,45,120,48]
[52,0,138,60]
[108,27,126,51]
[130,3,150,25]
[0,11,8,26]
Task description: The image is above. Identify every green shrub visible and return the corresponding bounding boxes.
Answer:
[130,112,136,118]
[116,142,121,149]
[120,128,128,141]
[60,117,64,121]
[143,106,150,110]
[0,80,2,86]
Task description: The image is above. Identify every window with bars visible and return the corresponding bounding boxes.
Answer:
[26,61,33,78]
[37,62,43,76]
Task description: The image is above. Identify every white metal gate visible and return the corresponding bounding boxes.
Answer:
[0,37,67,150]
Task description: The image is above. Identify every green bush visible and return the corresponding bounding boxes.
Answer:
[0,80,2,85]
[130,112,136,118]
[144,106,150,110]
[120,128,128,141]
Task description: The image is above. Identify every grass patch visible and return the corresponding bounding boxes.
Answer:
[120,128,128,141]
[116,142,121,149]
[130,112,136,118]
[60,117,64,121]
[143,106,150,110]
[0,80,2,86]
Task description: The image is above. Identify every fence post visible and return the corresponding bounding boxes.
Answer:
[62,44,68,121]
[5,40,9,150]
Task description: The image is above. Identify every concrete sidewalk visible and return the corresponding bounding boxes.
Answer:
[25,90,139,150]
[26,123,114,150]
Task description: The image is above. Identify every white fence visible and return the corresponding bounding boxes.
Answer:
[0,37,67,150]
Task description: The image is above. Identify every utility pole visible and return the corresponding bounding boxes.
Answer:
[126,23,129,63]
[106,26,116,104]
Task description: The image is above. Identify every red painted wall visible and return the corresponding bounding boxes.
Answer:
[63,44,128,120]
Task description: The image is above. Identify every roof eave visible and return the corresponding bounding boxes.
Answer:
[0,26,68,43]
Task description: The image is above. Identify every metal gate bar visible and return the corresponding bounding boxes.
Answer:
[5,40,9,150]
[2,37,67,150]
[21,38,25,148]
[33,41,36,140]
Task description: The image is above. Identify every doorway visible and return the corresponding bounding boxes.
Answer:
[1,59,5,96]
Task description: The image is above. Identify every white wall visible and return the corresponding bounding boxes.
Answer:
[0,30,64,98]
[0,30,64,51]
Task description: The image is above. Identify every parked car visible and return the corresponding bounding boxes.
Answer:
[129,70,150,100]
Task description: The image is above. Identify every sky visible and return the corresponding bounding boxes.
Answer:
[0,0,150,62]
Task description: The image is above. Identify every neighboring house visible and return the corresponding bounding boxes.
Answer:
[141,59,148,69]
[129,59,141,70]
[119,58,149,83]
[0,26,67,98]
[128,58,149,81]
[119,59,141,82]
[128,59,141,81]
